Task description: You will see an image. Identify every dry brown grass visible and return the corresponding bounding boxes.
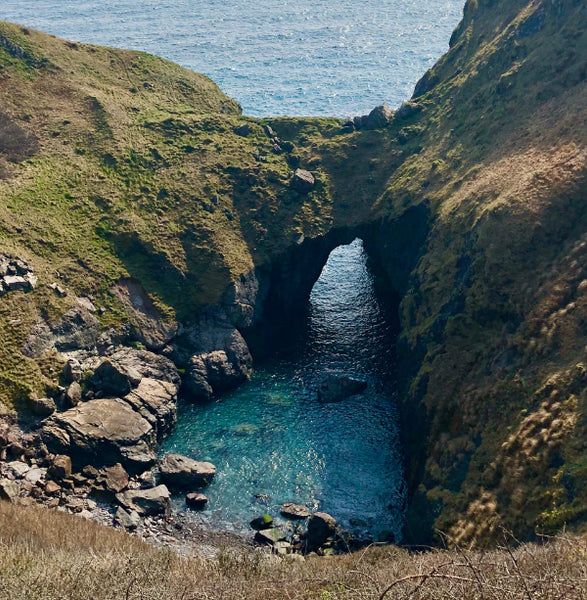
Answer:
[0,501,585,600]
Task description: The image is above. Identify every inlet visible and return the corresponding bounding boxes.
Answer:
[162,238,405,542]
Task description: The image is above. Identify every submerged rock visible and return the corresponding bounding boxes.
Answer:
[159,453,216,489]
[317,374,367,402]
[280,503,310,519]
[250,514,274,531]
[185,492,208,510]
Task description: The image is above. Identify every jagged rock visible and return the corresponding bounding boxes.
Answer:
[115,506,141,529]
[3,275,31,292]
[250,514,274,530]
[51,306,101,351]
[280,503,310,519]
[62,359,83,383]
[29,396,56,417]
[159,454,216,489]
[123,378,178,439]
[5,461,29,478]
[255,527,286,545]
[394,100,422,120]
[342,118,355,132]
[90,359,141,396]
[100,463,129,494]
[24,468,44,484]
[353,103,393,130]
[44,480,61,495]
[48,455,72,480]
[317,375,367,402]
[306,512,337,551]
[0,478,19,501]
[42,397,157,473]
[115,484,170,516]
[185,492,208,509]
[49,282,67,297]
[234,123,253,137]
[64,382,82,408]
[291,169,315,193]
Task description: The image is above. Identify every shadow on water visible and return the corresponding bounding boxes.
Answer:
[162,238,406,542]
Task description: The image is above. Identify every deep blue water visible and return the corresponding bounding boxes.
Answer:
[1,0,464,117]
[163,240,405,540]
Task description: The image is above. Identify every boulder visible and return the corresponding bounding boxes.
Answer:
[354,104,393,130]
[306,512,337,552]
[62,359,83,383]
[159,453,216,489]
[42,397,157,473]
[394,100,422,121]
[47,454,72,481]
[44,480,61,495]
[123,378,178,439]
[99,463,129,494]
[255,527,287,546]
[64,382,82,408]
[51,306,101,352]
[234,123,253,137]
[185,492,208,510]
[280,503,310,519]
[29,396,56,417]
[185,350,248,402]
[291,169,315,194]
[317,375,367,402]
[250,514,274,530]
[0,478,19,502]
[115,506,141,529]
[3,275,31,292]
[115,484,170,516]
[90,359,141,396]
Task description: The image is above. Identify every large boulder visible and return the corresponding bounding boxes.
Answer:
[317,374,367,402]
[291,169,315,193]
[353,104,393,130]
[280,503,310,519]
[306,512,337,552]
[115,485,170,516]
[42,397,157,473]
[158,453,216,490]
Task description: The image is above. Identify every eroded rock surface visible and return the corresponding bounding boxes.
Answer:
[159,453,216,490]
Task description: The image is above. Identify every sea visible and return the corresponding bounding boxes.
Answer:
[0,1,465,540]
[1,0,463,117]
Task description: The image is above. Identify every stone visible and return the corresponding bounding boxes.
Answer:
[159,454,216,489]
[3,275,31,292]
[115,506,141,529]
[48,455,72,481]
[0,478,19,501]
[44,480,61,495]
[49,282,67,297]
[29,396,56,417]
[6,461,30,478]
[90,360,141,396]
[100,463,129,494]
[272,540,293,555]
[255,527,287,545]
[123,378,178,440]
[64,382,82,408]
[42,398,157,474]
[115,484,170,516]
[25,468,44,484]
[185,492,208,510]
[234,123,253,137]
[62,359,83,383]
[394,101,422,121]
[317,374,367,402]
[51,306,101,351]
[280,503,310,519]
[306,512,337,552]
[250,514,274,530]
[353,104,393,130]
[291,169,315,194]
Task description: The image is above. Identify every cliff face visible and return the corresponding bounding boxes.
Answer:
[0,0,585,546]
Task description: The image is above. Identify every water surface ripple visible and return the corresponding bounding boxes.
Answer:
[163,240,405,541]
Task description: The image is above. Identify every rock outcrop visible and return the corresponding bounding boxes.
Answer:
[159,454,216,490]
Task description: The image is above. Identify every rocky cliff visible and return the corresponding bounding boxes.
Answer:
[0,0,585,546]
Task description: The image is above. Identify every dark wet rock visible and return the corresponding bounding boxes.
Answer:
[280,503,310,519]
[250,514,274,530]
[255,527,286,545]
[185,350,249,401]
[342,118,355,132]
[47,454,72,481]
[317,374,367,402]
[42,397,157,473]
[28,396,56,417]
[307,512,337,552]
[291,169,315,193]
[115,484,170,516]
[185,492,208,510]
[159,453,216,490]
[64,382,82,408]
[0,478,19,501]
[90,359,141,396]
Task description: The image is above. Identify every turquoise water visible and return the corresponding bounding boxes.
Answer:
[1,0,464,116]
[163,240,405,540]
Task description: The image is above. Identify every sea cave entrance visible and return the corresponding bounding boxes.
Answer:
[163,238,405,542]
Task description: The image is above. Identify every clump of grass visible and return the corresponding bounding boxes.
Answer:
[0,501,585,599]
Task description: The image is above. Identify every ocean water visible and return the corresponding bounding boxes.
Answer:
[163,240,405,540]
[1,0,464,117]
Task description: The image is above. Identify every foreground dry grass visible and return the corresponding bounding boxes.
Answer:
[0,502,585,600]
